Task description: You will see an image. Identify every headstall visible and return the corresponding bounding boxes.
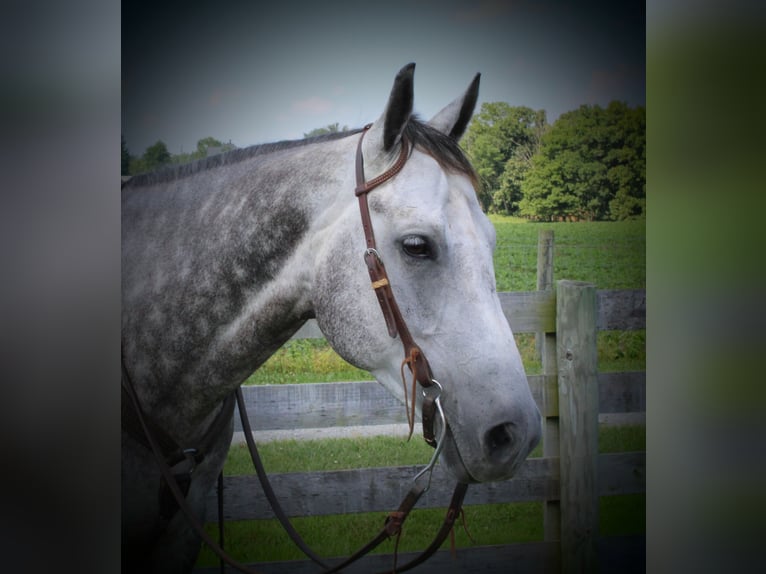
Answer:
[354,123,445,453]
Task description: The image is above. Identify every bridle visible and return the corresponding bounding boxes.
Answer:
[354,124,443,450]
[122,125,469,573]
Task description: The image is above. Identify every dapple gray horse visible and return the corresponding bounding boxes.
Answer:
[122,63,542,572]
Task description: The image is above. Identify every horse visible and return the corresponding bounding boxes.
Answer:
[122,63,542,573]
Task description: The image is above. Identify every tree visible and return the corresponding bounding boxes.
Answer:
[169,137,236,166]
[604,104,646,219]
[194,136,236,158]
[519,102,645,221]
[142,140,171,171]
[462,103,547,212]
[121,134,131,176]
[304,123,347,138]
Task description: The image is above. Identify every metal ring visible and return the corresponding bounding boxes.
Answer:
[422,379,443,400]
[413,391,447,492]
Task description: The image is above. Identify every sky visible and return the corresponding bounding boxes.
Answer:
[122,0,645,157]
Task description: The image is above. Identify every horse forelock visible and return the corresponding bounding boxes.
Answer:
[403,118,481,194]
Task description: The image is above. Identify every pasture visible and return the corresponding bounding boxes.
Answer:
[195,218,646,568]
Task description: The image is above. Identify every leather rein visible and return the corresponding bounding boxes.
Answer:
[122,125,469,573]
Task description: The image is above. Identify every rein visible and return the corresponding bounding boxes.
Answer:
[122,126,470,573]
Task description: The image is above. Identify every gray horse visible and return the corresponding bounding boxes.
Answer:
[122,63,541,572]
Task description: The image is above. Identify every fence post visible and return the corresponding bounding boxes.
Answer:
[556,280,599,573]
[536,229,554,362]
[538,229,561,565]
[541,316,561,556]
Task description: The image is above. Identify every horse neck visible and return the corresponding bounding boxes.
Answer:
[122,136,356,433]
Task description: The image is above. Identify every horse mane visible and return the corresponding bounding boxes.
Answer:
[124,118,478,189]
[403,118,480,190]
[123,129,363,188]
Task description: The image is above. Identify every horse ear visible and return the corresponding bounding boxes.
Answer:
[428,73,481,141]
[367,63,415,153]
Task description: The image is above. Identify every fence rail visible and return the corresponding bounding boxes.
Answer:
[195,231,646,574]
[291,289,645,339]
[206,452,644,522]
[230,371,644,434]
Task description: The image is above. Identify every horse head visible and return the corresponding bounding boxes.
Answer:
[313,64,542,483]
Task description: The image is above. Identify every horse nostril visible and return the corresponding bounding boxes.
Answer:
[485,423,516,462]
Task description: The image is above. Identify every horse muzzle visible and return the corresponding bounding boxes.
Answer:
[437,401,542,484]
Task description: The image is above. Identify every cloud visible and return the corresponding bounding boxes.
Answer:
[292,96,333,115]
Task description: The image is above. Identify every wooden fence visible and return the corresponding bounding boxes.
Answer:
[195,235,646,573]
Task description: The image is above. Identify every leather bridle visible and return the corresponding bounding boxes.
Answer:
[354,124,442,447]
[122,125,469,573]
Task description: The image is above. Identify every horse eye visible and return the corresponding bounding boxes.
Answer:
[401,235,432,259]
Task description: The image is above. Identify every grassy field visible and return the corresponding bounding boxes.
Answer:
[488,216,646,292]
[244,217,645,385]
[197,426,645,566]
[197,218,646,567]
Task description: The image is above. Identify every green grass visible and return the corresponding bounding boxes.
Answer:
[223,436,436,475]
[488,216,646,292]
[197,426,645,566]
[244,339,369,385]
[222,426,644,476]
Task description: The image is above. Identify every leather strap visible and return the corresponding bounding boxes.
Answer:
[235,387,331,569]
[235,388,468,574]
[121,359,235,521]
[354,125,437,443]
[121,364,260,574]
[354,124,409,339]
[385,482,469,574]
[122,371,468,574]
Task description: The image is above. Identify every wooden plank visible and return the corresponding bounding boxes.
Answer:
[598,413,646,427]
[234,370,645,433]
[289,290,644,344]
[527,374,545,414]
[288,290,645,342]
[205,452,644,521]
[206,457,560,521]
[597,289,646,331]
[556,280,600,573]
[498,291,556,334]
[598,372,646,414]
[598,452,646,496]
[533,374,559,418]
[536,229,555,361]
[234,381,407,432]
[541,328,561,544]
